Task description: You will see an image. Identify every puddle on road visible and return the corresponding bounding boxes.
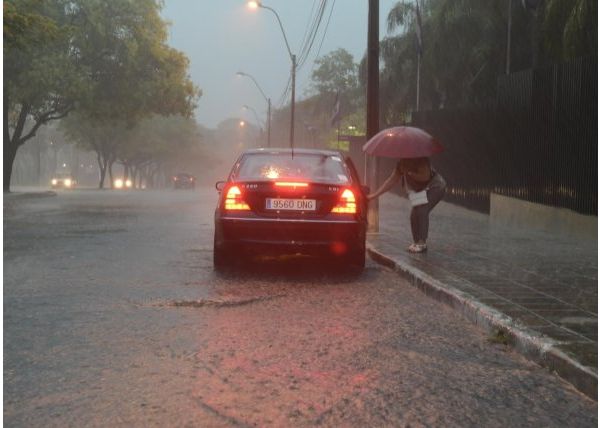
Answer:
[137,294,287,309]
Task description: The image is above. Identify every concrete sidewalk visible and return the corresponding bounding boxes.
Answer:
[367,194,597,399]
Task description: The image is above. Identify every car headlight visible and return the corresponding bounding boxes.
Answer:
[51,179,58,185]
[114,179,124,189]
[125,179,132,188]
[64,179,72,187]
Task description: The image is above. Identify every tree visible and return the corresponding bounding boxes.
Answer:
[264,48,364,151]
[117,115,202,188]
[69,0,199,123]
[4,0,85,191]
[541,0,597,61]
[60,0,200,188]
[379,0,597,123]
[309,48,358,96]
[61,114,124,188]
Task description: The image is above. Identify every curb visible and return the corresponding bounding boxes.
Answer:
[367,245,598,400]
[4,191,57,200]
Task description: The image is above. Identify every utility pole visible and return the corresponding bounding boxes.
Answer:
[506,0,512,74]
[267,98,271,147]
[367,0,380,232]
[416,53,421,110]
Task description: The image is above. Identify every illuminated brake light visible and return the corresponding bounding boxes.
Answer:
[274,182,309,188]
[331,189,357,214]
[224,185,250,210]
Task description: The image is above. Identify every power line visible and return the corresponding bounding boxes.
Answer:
[313,0,336,62]
[277,74,292,108]
[298,0,337,94]
[297,0,319,56]
[275,0,331,109]
[297,0,328,70]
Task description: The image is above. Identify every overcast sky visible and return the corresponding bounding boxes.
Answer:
[161,0,398,129]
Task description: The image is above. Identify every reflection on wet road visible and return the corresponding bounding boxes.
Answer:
[4,189,596,426]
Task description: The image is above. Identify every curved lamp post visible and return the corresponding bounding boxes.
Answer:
[242,105,262,130]
[248,0,296,150]
[236,71,271,147]
[243,105,264,148]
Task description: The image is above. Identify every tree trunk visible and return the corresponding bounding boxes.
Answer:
[4,93,17,192]
[36,139,42,186]
[96,153,107,189]
[71,148,79,182]
[4,142,18,193]
[96,151,107,189]
[108,161,114,188]
[148,164,158,189]
[4,93,71,192]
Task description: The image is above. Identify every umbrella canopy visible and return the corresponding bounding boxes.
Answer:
[362,126,443,159]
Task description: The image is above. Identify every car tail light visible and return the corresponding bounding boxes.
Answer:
[274,182,309,188]
[331,189,357,214]
[224,185,250,210]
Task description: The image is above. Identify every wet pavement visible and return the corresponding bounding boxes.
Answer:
[368,193,597,397]
[4,188,597,426]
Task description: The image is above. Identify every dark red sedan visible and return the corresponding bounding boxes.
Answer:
[213,148,368,271]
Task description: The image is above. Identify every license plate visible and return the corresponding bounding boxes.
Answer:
[265,198,316,211]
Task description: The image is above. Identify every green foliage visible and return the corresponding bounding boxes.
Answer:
[4,0,201,190]
[70,0,200,122]
[4,0,61,51]
[542,0,597,61]
[4,0,84,128]
[309,48,358,96]
[119,115,202,166]
[378,0,596,123]
[268,48,363,149]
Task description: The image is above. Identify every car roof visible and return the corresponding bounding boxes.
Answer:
[242,148,343,157]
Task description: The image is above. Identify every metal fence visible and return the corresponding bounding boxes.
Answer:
[400,56,597,215]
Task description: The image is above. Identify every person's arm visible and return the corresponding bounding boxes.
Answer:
[367,168,402,200]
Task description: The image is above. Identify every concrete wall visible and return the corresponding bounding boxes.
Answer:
[490,193,597,240]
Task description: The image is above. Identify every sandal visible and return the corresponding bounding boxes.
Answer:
[408,243,427,253]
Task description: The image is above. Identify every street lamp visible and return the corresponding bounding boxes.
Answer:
[236,71,271,147]
[243,105,264,148]
[243,105,263,131]
[247,1,296,150]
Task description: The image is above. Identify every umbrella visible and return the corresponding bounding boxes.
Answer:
[362,126,443,158]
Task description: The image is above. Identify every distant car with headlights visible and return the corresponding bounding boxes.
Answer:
[113,178,133,189]
[173,173,196,189]
[213,148,368,271]
[51,173,76,189]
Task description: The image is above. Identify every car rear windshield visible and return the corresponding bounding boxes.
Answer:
[236,153,351,184]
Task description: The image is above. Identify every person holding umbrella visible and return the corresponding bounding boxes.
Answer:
[363,127,446,253]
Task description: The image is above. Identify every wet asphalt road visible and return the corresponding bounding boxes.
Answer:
[3,188,597,427]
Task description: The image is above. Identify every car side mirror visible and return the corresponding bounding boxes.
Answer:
[215,181,226,192]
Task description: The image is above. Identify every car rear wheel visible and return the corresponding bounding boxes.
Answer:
[213,230,238,271]
[346,247,366,271]
[213,243,230,271]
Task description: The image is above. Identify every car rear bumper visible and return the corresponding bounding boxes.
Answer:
[215,216,366,255]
